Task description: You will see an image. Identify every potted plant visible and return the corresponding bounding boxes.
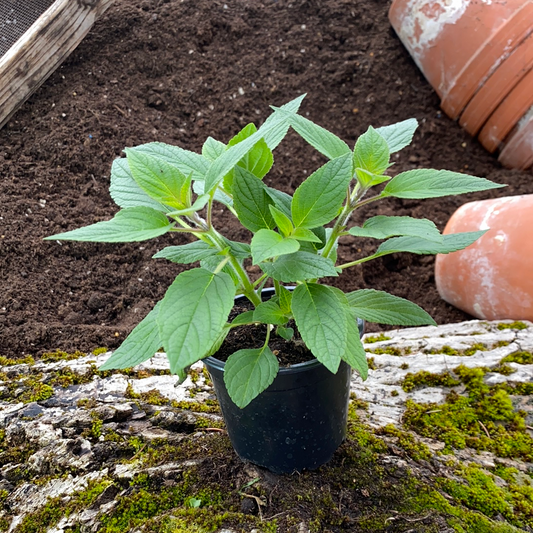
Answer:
[45,95,504,472]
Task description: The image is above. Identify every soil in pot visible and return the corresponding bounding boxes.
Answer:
[204,288,365,474]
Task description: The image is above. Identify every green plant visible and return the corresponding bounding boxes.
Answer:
[45,94,503,408]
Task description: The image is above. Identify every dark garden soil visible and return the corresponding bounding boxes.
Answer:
[1,0,532,359]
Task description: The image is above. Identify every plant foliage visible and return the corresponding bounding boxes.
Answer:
[46,95,505,407]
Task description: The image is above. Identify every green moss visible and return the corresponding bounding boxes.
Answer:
[366,356,376,370]
[76,397,98,409]
[501,351,533,364]
[429,345,459,356]
[402,364,533,461]
[497,321,528,330]
[125,384,170,406]
[364,333,391,343]
[402,370,460,392]
[15,376,54,403]
[368,345,410,356]
[92,347,109,356]
[41,350,86,362]
[390,389,399,397]
[349,393,369,411]
[379,424,432,461]
[0,355,35,366]
[462,343,487,356]
[400,362,409,370]
[171,400,220,414]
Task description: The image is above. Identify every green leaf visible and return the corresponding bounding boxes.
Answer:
[290,227,323,243]
[233,167,275,232]
[261,94,306,150]
[202,137,226,161]
[269,205,294,237]
[230,125,273,180]
[224,346,279,408]
[253,300,288,325]
[375,231,487,256]
[159,268,235,373]
[278,286,293,314]
[125,149,191,209]
[251,229,300,264]
[153,241,218,264]
[353,126,390,179]
[133,142,209,182]
[272,108,351,159]
[375,118,418,153]
[193,180,233,210]
[45,207,173,242]
[349,216,442,242]
[231,311,257,326]
[265,187,293,219]
[99,302,162,370]
[223,125,274,193]
[204,109,292,192]
[340,313,368,380]
[292,154,352,229]
[109,158,168,212]
[223,238,252,260]
[346,289,436,326]
[259,251,338,282]
[382,169,505,199]
[292,283,348,373]
[202,326,230,358]
[166,194,210,217]
[276,326,294,341]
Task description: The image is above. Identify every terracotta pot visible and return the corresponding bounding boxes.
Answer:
[478,68,533,153]
[459,32,533,137]
[498,107,533,170]
[435,195,533,322]
[389,0,533,120]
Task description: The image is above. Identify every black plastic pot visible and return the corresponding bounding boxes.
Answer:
[203,287,365,474]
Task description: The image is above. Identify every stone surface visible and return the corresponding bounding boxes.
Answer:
[0,320,531,531]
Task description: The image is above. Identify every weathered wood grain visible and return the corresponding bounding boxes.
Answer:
[0,0,114,129]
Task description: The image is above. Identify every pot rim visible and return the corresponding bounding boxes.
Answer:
[202,353,324,375]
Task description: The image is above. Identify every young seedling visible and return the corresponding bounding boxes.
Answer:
[46,94,505,407]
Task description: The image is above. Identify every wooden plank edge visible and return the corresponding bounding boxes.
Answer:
[0,0,115,130]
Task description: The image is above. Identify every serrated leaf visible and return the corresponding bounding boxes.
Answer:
[261,94,306,149]
[202,137,226,161]
[202,325,230,358]
[166,194,210,217]
[265,187,293,219]
[99,302,162,370]
[375,118,418,153]
[329,287,368,379]
[382,169,505,199]
[222,238,252,260]
[223,126,274,193]
[253,300,288,325]
[292,283,347,373]
[109,158,168,212]
[193,180,233,210]
[153,241,218,264]
[224,346,279,408]
[45,207,173,242]
[353,126,390,179]
[276,326,294,341]
[233,167,275,232]
[292,154,352,229]
[259,251,338,282]
[349,216,442,242]
[133,142,209,181]
[269,205,294,237]
[204,111,290,192]
[231,311,257,326]
[125,149,191,209]
[346,289,436,326]
[278,286,293,314]
[376,231,487,256]
[159,268,235,373]
[272,108,351,159]
[290,227,323,243]
[251,229,300,264]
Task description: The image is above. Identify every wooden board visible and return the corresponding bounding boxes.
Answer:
[0,0,114,129]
